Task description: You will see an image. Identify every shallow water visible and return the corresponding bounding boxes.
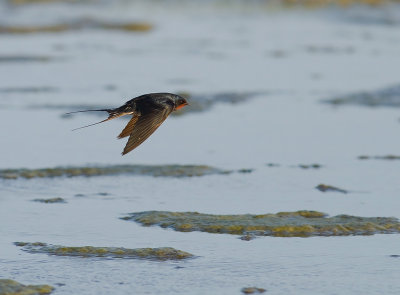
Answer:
[1,1,400,294]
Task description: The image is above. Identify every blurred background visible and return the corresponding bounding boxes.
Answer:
[1,0,400,168]
[1,1,400,294]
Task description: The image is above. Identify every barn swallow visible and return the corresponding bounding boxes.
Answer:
[67,93,188,155]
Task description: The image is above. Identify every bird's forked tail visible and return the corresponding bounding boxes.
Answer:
[65,108,124,131]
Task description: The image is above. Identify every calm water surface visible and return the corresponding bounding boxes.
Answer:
[1,2,400,294]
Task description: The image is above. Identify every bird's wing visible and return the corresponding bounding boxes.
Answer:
[117,115,139,139]
[121,107,173,155]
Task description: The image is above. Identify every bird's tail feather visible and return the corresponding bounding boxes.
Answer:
[71,117,113,131]
[68,108,125,131]
[65,109,110,115]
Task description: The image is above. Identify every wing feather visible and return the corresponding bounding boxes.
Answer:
[117,115,139,139]
[121,107,173,155]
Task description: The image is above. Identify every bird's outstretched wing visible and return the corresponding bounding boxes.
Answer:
[117,115,139,139]
[120,107,173,155]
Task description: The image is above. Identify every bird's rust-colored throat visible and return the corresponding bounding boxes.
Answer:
[176,103,188,110]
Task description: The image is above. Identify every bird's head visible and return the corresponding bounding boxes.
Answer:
[172,94,189,111]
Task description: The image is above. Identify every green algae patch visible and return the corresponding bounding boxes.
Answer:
[266,163,323,169]
[14,242,193,261]
[275,210,327,218]
[358,155,400,160]
[122,211,400,237]
[0,55,53,63]
[0,24,69,34]
[241,287,266,294]
[297,163,322,169]
[100,22,152,32]
[0,19,152,35]
[316,184,348,194]
[0,164,232,180]
[266,163,280,167]
[0,279,54,295]
[33,197,66,204]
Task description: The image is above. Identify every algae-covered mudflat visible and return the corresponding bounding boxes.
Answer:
[1,1,400,295]
[123,210,400,237]
[0,279,54,295]
[0,164,231,179]
[15,242,194,260]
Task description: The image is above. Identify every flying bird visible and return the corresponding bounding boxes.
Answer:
[67,93,188,155]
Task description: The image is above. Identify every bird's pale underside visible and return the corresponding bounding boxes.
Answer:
[67,93,188,155]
